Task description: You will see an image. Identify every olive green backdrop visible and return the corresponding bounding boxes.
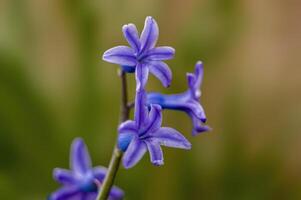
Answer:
[0,0,301,199]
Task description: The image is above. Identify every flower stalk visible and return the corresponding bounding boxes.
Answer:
[97,70,130,200]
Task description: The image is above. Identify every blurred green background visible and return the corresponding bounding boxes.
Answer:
[1,0,301,199]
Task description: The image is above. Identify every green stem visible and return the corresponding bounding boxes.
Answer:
[97,70,130,200]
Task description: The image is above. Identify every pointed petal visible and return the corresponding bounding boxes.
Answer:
[145,140,164,166]
[49,186,80,200]
[148,61,172,87]
[143,104,162,135]
[153,127,191,149]
[53,168,75,185]
[140,16,159,53]
[103,46,136,66]
[109,186,124,200]
[144,46,175,61]
[135,63,149,91]
[71,138,92,175]
[134,89,148,129]
[123,138,147,169]
[92,166,107,182]
[122,24,141,53]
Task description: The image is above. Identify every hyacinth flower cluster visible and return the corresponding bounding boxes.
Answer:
[50,16,210,200]
[49,138,123,200]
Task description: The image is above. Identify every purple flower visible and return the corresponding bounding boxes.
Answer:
[49,138,124,200]
[103,16,175,90]
[118,90,191,168]
[147,61,211,136]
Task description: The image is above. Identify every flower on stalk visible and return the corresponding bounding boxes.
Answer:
[103,16,175,91]
[118,90,191,169]
[49,138,124,200]
[147,61,211,135]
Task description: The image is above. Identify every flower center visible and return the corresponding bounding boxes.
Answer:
[80,179,98,193]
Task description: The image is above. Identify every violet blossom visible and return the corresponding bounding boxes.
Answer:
[118,90,191,168]
[102,16,175,91]
[49,138,124,200]
[147,61,211,135]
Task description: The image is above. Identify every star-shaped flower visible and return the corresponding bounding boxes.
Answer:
[103,16,175,91]
[49,138,124,200]
[118,90,191,168]
[147,61,211,135]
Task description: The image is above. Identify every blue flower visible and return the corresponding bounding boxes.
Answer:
[147,61,211,135]
[49,138,124,200]
[103,16,175,91]
[118,90,191,168]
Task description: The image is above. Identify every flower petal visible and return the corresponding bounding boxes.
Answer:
[118,120,137,152]
[103,46,136,66]
[152,127,191,149]
[185,101,206,122]
[187,61,204,99]
[49,186,80,200]
[123,138,147,169]
[109,186,125,200]
[71,138,92,175]
[148,61,172,87]
[118,120,137,134]
[140,16,159,53]
[82,193,97,200]
[134,89,148,130]
[142,104,162,135]
[53,168,75,185]
[194,61,204,89]
[92,166,107,182]
[144,46,175,61]
[145,140,164,166]
[190,113,211,136]
[135,63,149,91]
[122,23,141,53]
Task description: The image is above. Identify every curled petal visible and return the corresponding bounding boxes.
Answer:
[92,166,107,182]
[152,127,191,149]
[148,61,172,87]
[110,186,125,200]
[142,104,162,135]
[145,140,164,166]
[140,16,159,53]
[118,120,138,135]
[118,120,137,151]
[122,24,141,53]
[185,101,206,123]
[123,138,147,169]
[190,113,211,136]
[71,138,92,175]
[135,63,149,91]
[53,168,75,185]
[144,46,175,61]
[103,46,136,66]
[49,186,80,200]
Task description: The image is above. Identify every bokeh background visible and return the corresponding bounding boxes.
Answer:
[1,0,301,199]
